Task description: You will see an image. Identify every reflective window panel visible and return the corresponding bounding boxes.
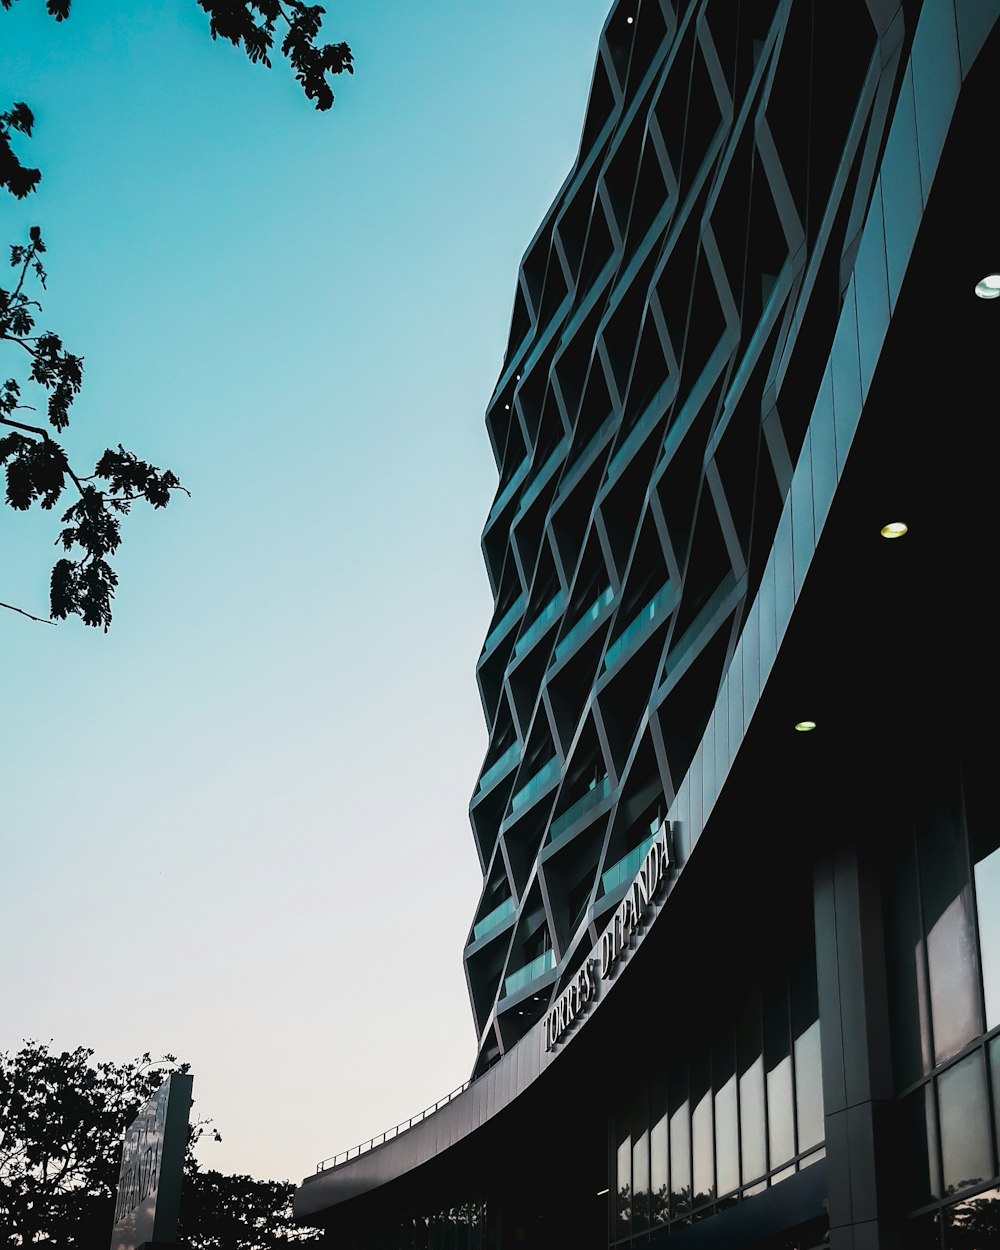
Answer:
[669,1066,691,1221]
[738,994,767,1184]
[938,1051,992,1198]
[765,981,795,1170]
[918,791,981,1066]
[691,1053,715,1208]
[714,1030,740,1198]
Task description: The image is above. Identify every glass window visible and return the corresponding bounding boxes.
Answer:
[650,1073,669,1226]
[974,846,1000,1033]
[919,791,982,1066]
[739,993,767,1184]
[616,1106,631,1240]
[939,1051,992,1197]
[445,1207,460,1250]
[632,1090,650,1232]
[691,1053,714,1208]
[967,748,1000,1032]
[900,1083,941,1210]
[991,1037,1000,1170]
[888,833,932,1087]
[714,1031,740,1197]
[669,1066,691,1220]
[947,1185,1000,1250]
[791,955,824,1153]
[468,1201,485,1250]
[765,981,795,1170]
[428,1213,443,1250]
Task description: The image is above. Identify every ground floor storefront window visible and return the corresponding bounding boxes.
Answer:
[610,942,824,1245]
[887,748,1000,1247]
[338,1200,486,1250]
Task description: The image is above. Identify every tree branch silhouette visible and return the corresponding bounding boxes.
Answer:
[1,2,352,627]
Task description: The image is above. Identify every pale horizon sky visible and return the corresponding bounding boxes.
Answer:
[0,0,613,1183]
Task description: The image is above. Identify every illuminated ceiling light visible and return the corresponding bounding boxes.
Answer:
[880,521,908,539]
[974,274,1000,300]
[626,15,634,22]
[794,720,817,732]
[504,403,510,410]
[597,1188,610,1197]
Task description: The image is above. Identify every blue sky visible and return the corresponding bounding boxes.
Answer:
[0,0,612,1181]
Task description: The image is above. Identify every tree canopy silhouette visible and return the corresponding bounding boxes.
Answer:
[0,1042,207,1246]
[1,1,352,628]
[0,1040,318,1247]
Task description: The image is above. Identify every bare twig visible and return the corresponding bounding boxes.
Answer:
[0,600,54,624]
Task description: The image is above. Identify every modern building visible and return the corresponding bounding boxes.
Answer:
[295,2,1000,1247]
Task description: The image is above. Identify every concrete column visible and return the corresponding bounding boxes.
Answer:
[814,843,896,1250]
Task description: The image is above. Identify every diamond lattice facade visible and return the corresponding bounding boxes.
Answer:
[467,0,900,1074]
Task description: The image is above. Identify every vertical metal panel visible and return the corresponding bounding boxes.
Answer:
[909,0,962,199]
[879,67,923,308]
[830,284,863,477]
[852,184,890,400]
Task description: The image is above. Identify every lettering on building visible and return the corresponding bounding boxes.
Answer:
[543,957,597,1050]
[600,822,671,980]
[544,820,672,1051]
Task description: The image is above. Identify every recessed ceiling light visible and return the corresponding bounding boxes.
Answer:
[880,521,908,539]
[504,403,510,410]
[975,274,1000,300]
[626,15,634,22]
[794,721,817,732]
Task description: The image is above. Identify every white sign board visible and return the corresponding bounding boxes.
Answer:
[110,1072,192,1250]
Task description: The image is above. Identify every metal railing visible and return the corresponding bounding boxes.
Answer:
[472,895,516,942]
[475,741,521,798]
[548,774,611,843]
[481,592,525,656]
[315,1079,472,1173]
[603,583,674,673]
[554,586,614,665]
[601,829,659,895]
[513,592,564,660]
[509,756,559,814]
[503,948,556,997]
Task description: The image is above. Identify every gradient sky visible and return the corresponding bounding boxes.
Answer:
[0,0,613,1184]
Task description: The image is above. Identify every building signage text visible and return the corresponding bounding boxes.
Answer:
[544,820,672,1051]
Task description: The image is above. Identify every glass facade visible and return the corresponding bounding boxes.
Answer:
[887,751,1000,1242]
[341,1201,486,1250]
[610,949,823,1245]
